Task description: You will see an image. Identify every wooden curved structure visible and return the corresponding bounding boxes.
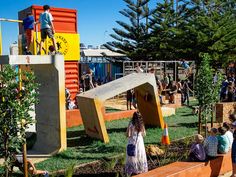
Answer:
[77,73,164,143]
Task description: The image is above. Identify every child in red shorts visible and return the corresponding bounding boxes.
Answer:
[22,12,35,54]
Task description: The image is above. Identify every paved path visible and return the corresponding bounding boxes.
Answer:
[0,156,48,165]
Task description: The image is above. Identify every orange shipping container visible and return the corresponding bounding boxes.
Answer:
[65,61,79,100]
[18,5,77,34]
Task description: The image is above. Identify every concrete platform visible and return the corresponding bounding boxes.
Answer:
[161,106,175,117]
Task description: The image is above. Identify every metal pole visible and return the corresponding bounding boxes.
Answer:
[0,18,22,23]
[35,23,38,54]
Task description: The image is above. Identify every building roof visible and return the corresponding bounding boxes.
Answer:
[81,49,125,57]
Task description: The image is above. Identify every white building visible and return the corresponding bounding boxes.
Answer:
[9,42,18,55]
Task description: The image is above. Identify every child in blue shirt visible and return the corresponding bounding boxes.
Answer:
[204,128,218,160]
[217,127,230,154]
[37,5,57,54]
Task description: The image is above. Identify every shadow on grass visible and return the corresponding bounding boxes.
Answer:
[67,135,96,147]
[55,152,97,161]
[168,124,181,128]
[107,127,127,134]
[67,130,85,138]
[181,113,195,117]
[78,145,124,155]
[178,122,198,128]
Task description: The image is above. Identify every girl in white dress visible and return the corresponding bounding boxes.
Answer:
[125,111,148,176]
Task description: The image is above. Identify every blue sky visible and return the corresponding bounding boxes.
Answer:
[0,0,158,54]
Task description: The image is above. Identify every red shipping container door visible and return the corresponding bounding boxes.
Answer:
[65,61,79,100]
[18,5,77,34]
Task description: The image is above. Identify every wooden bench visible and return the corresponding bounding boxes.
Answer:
[162,93,182,107]
[134,152,232,177]
[66,109,135,128]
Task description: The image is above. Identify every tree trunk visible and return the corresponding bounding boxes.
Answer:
[4,131,9,177]
[23,142,28,177]
[211,104,214,128]
[198,106,202,134]
[205,114,207,138]
[5,169,9,177]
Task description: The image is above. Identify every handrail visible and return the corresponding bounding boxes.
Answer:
[0,18,23,23]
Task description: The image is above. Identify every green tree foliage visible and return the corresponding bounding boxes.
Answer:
[105,0,153,61]
[185,0,236,65]
[195,54,222,136]
[0,65,39,176]
[107,0,236,66]
[148,0,177,60]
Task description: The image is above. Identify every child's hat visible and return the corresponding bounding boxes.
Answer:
[195,134,204,143]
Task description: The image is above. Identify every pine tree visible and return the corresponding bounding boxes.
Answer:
[187,0,236,65]
[148,0,176,60]
[148,0,193,61]
[104,0,153,61]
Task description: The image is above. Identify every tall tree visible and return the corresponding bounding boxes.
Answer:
[149,0,194,61]
[148,0,176,60]
[105,0,153,61]
[0,65,39,176]
[195,53,222,136]
[188,0,236,65]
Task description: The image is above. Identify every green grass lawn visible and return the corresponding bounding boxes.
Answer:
[35,104,198,172]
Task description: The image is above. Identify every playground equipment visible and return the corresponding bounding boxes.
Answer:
[18,5,80,99]
[1,6,80,99]
[123,60,195,81]
[77,73,164,143]
[0,55,67,154]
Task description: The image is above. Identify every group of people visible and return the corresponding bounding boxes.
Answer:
[134,63,193,106]
[125,112,236,176]
[22,5,58,55]
[79,69,113,92]
[220,72,236,102]
[80,69,95,92]
[189,114,236,177]
[156,73,193,106]
[126,89,137,110]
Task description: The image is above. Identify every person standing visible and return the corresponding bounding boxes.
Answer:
[37,5,57,55]
[22,12,35,54]
[229,114,236,177]
[65,88,71,110]
[126,90,133,110]
[182,79,190,106]
[125,112,148,176]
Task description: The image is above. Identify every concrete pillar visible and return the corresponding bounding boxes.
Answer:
[0,55,67,154]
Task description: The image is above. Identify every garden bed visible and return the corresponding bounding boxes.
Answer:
[52,136,193,176]
[3,105,198,176]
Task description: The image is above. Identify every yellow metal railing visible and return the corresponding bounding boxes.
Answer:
[0,18,23,55]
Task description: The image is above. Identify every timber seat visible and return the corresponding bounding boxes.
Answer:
[134,152,232,177]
